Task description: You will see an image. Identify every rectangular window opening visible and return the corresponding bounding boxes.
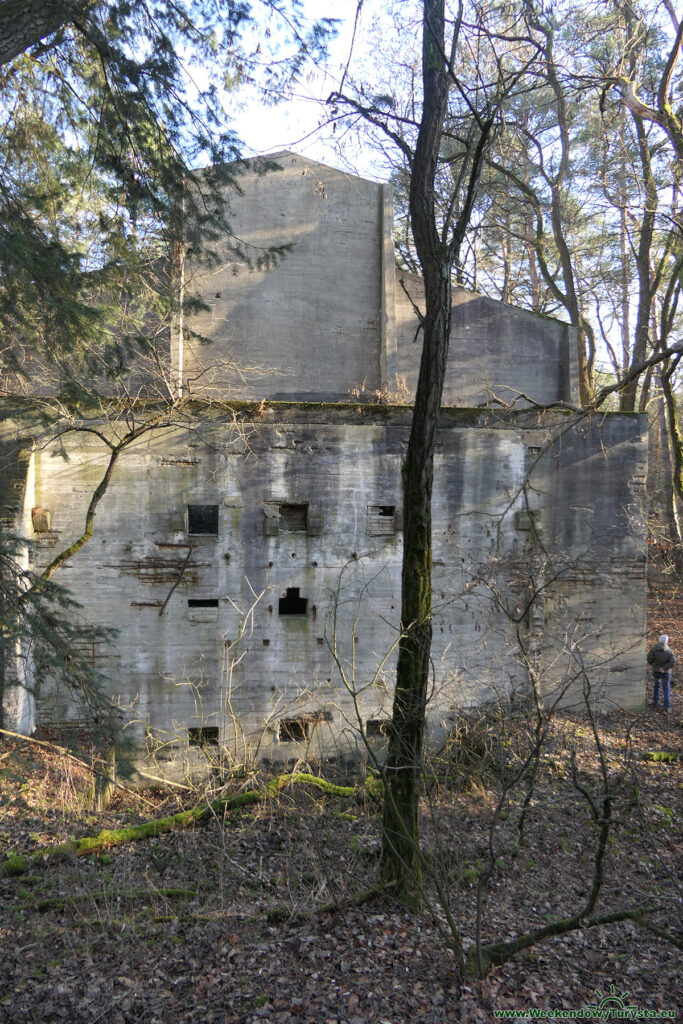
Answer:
[188,726,219,747]
[366,718,390,738]
[31,506,51,533]
[280,503,308,532]
[514,509,542,533]
[278,718,310,743]
[277,709,331,743]
[187,504,219,535]
[188,598,219,608]
[279,587,308,616]
[367,504,397,536]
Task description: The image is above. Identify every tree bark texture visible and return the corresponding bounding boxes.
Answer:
[0,0,93,68]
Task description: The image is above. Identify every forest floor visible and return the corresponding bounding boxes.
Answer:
[0,693,681,1024]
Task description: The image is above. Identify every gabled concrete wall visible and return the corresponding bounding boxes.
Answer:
[395,273,579,407]
[182,153,577,410]
[23,406,647,763]
[182,152,394,402]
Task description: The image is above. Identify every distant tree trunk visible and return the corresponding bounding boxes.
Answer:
[92,741,116,812]
[620,116,657,412]
[661,358,683,548]
[380,0,453,907]
[525,207,541,311]
[0,632,5,731]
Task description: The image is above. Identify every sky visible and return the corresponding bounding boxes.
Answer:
[229,0,386,181]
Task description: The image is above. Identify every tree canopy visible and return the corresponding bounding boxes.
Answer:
[0,0,334,391]
[332,0,682,411]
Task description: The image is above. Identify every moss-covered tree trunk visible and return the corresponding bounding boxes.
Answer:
[380,271,451,905]
[380,0,452,907]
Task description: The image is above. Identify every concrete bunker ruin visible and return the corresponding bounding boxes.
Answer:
[0,152,648,765]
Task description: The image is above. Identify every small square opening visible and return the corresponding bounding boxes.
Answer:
[280,503,308,531]
[187,504,219,535]
[514,509,542,532]
[279,587,308,616]
[188,726,219,747]
[367,504,397,536]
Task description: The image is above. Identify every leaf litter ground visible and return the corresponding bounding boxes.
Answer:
[0,699,680,1024]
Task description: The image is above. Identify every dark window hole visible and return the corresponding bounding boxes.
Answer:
[279,587,307,615]
[277,709,332,743]
[187,504,219,535]
[280,503,308,531]
[188,726,219,747]
[188,598,219,608]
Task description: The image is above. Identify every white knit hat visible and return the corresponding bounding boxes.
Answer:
[658,634,669,644]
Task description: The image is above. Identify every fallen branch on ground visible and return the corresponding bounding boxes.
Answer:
[0,772,359,877]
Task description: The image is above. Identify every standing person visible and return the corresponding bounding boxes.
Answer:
[647,634,676,713]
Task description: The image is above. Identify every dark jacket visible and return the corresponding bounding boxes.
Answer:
[647,640,676,673]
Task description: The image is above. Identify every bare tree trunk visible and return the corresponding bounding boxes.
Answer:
[379,0,498,906]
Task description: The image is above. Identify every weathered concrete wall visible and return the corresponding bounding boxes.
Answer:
[534,414,648,710]
[182,152,394,402]
[395,272,579,407]
[22,406,647,764]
